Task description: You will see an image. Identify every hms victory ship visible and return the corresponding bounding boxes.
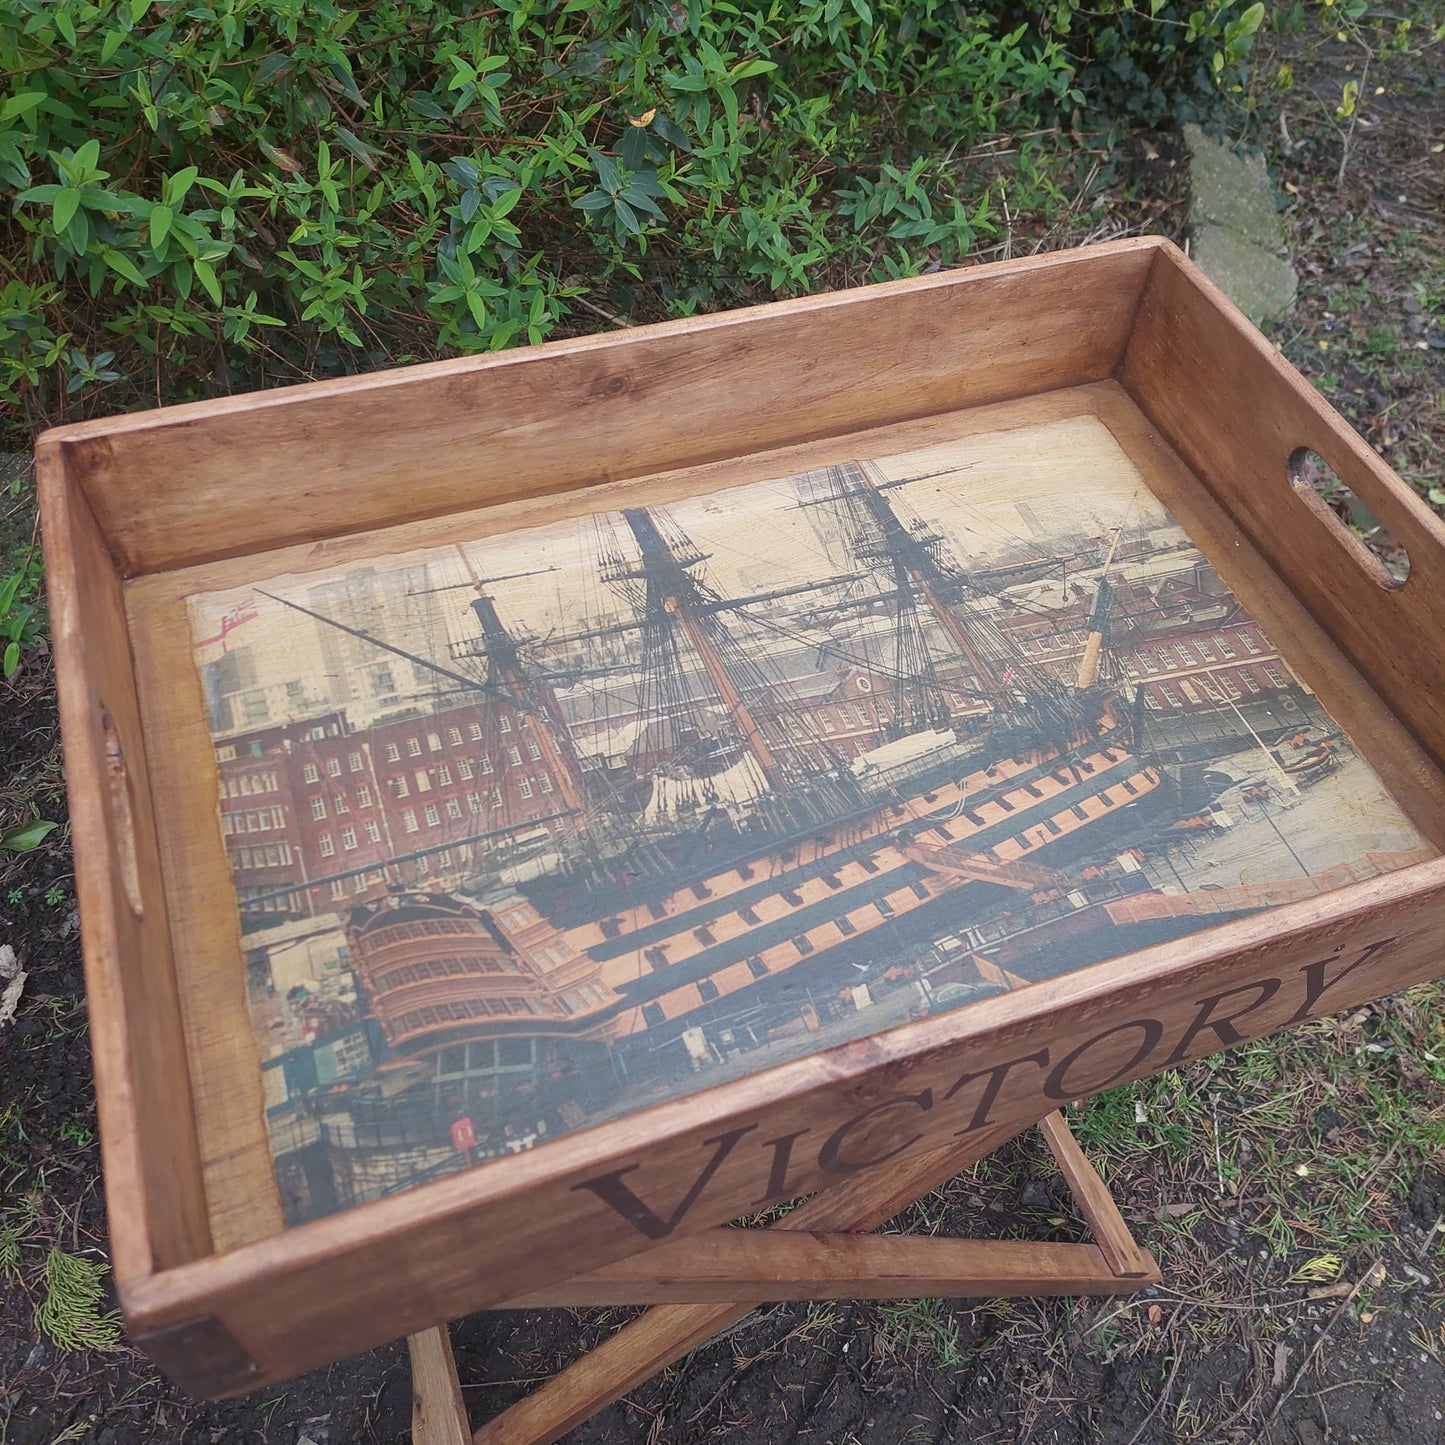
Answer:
[192,422,1429,1220]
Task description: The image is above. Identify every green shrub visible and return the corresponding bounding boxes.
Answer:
[1,1,1265,432]
[1013,2,1268,128]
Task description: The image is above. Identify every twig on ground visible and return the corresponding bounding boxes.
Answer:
[1266,1259,1386,1428]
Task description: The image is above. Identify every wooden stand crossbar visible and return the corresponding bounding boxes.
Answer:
[407,1111,1160,1445]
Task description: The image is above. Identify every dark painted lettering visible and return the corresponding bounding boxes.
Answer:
[818,1091,933,1174]
[944,1048,1051,1135]
[755,1128,812,1205]
[571,1125,757,1239]
[1163,977,1282,1066]
[1043,1018,1164,1101]
[1285,937,1396,1026]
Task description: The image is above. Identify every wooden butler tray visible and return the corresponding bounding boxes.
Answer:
[36,237,1445,1411]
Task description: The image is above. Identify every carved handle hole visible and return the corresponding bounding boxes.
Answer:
[1287,447,1409,589]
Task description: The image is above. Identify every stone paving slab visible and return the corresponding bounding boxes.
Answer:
[1183,121,1298,326]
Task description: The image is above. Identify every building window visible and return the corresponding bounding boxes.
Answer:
[426,732,441,752]
[447,727,462,746]
[697,979,719,1003]
[414,769,432,792]
[445,799,462,820]
[310,797,327,820]
[538,774,553,795]
[436,764,452,786]
[353,874,368,893]
[793,934,815,955]
[318,833,335,857]
[348,751,363,772]
[507,747,522,767]
[364,821,381,843]
[527,741,541,761]
[499,715,512,733]
[406,737,422,757]
[467,792,481,814]
[478,755,493,774]
[642,1002,665,1027]
[469,722,483,741]
[217,745,237,762]
[385,743,401,762]
[272,806,285,827]
[391,775,409,798]
[341,827,357,850]
[518,779,534,799]
[330,879,348,901]
[303,763,320,783]
[746,956,768,978]
[402,809,419,833]
[356,785,372,808]
[326,758,342,777]
[333,794,349,813]
[424,803,440,827]
[458,758,473,780]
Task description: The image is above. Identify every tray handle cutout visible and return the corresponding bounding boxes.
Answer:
[101,707,145,919]
[1287,446,1409,590]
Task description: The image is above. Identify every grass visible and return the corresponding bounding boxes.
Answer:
[33,1249,122,1353]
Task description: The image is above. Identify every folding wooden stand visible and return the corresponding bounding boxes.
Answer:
[406,1109,1159,1445]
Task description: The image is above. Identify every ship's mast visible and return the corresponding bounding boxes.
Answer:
[843,461,1011,702]
[618,508,785,790]
[450,544,588,815]
[1076,527,1124,689]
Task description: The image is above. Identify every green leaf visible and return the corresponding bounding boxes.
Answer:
[254,53,294,86]
[1,92,46,122]
[192,257,222,305]
[620,126,649,172]
[149,203,173,250]
[612,195,640,233]
[52,188,82,235]
[165,167,200,206]
[0,819,57,851]
[590,148,621,193]
[333,127,381,169]
[1,641,16,678]
[102,249,148,287]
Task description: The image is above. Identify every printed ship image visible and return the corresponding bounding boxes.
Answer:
[194,421,1430,1222]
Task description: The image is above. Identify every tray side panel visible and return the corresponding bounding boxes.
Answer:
[120,864,1445,1394]
[53,240,1161,576]
[125,590,286,1252]
[36,443,212,1278]
[1120,242,1445,771]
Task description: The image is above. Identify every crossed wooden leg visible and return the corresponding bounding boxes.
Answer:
[409,1110,1159,1445]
